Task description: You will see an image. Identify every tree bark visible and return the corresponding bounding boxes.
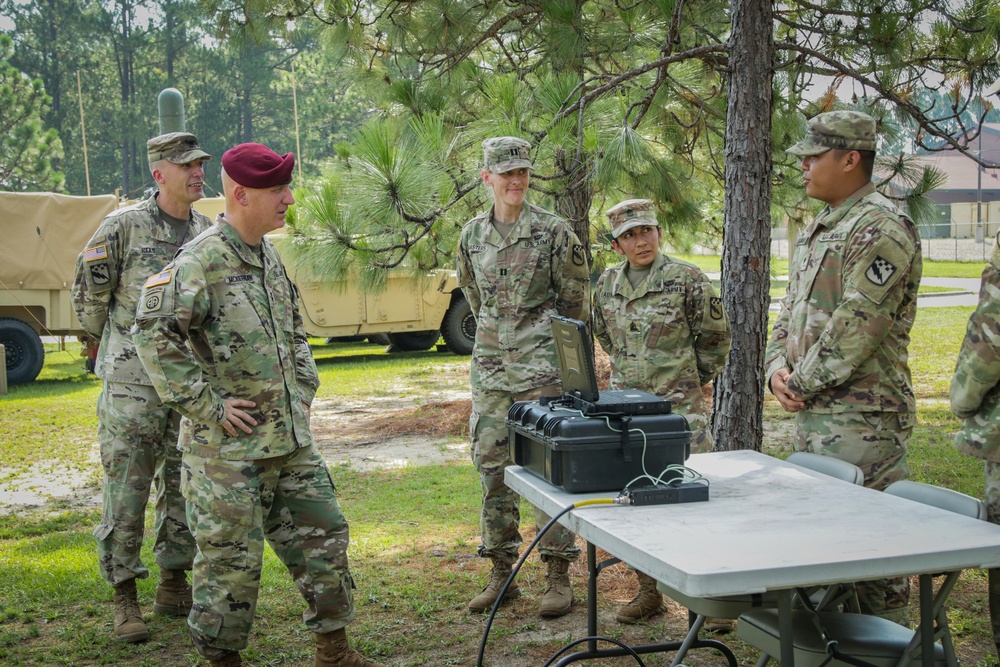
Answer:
[712,0,773,452]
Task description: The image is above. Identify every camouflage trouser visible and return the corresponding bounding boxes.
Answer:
[985,461,1000,648]
[182,445,355,660]
[470,384,581,566]
[796,409,913,625]
[94,381,194,585]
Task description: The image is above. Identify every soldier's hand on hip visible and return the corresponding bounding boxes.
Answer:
[770,368,806,413]
[222,398,258,436]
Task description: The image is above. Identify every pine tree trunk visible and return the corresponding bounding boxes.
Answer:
[712,0,774,452]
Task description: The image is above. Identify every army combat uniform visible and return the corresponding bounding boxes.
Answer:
[950,239,1000,656]
[593,251,731,452]
[73,194,207,586]
[456,201,590,566]
[765,181,922,623]
[132,220,356,659]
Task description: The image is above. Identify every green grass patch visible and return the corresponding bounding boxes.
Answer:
[0,294,996,665]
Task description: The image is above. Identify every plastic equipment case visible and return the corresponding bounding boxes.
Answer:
[507,399,692,493]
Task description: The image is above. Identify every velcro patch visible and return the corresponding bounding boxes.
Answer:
[864,256,896,286]
[572,244,586,267]
[84,245,108,262]
[225,274,254,284]
[709,297,724,320]
[142,288,164,312]
[144,270,173,287]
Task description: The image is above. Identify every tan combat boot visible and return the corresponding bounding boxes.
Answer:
[153,568,192,616]
[616,571,667,624]
[209,651,243,666]
[113,579,149,643]
[468,558,519,613]
[538,558,574,618]
[315,628,387,667]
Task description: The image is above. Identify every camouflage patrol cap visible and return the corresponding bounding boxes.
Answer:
[786,111,877,157]
[482,136,533,173]
[606,198,658,239]
[147,132,212,165]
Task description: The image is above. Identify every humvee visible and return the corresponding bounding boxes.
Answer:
[0,193,474,385]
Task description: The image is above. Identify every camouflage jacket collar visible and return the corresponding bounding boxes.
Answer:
[217,216,265,268]
[486,202,534,247]
[143,193,194,245]
[806,182,877,235]
[608,251,669,298]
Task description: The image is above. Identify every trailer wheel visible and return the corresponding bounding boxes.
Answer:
[441,295,475,356]
[386,330,441,352]
[0,318,45,385]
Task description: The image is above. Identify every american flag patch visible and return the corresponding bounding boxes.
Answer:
[144,270,172,287]
[84,245,108,262]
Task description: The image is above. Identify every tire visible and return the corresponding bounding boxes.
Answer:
[0,318,45,385]
[386,330,441,352]
[367,334,390,346]
[440,295,476,355]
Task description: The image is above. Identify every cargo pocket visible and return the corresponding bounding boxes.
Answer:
[189,606,225,643]
[182,469,257,570]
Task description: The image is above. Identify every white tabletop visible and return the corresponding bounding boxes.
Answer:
[506,450,1000,598]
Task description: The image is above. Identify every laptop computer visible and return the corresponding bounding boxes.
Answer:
[550,315,672,416]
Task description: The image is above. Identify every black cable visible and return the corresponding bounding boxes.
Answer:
[475,502,577,667]
[541,636,647,666]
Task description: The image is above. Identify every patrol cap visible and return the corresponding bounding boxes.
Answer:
[222,143,295,188]
[786,111,877,157]
[147,132,211,164]
[606,198,658,239]
[483,136,533,173]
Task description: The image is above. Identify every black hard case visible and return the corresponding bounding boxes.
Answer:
[507,399,691,493]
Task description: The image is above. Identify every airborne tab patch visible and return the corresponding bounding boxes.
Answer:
[84,245,108,262]
[144,270,173,288]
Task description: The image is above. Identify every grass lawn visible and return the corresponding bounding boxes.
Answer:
[1,304,998,666]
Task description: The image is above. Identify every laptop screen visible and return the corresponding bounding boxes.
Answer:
[550,315,600,403]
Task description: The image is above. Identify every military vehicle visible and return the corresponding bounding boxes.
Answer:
[0,191,118,385]
[0,193,474,385]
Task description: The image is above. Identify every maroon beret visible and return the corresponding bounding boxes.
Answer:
[221,143,294,188]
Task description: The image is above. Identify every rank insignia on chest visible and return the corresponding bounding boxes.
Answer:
[865,256,896,286]
[144,270,172,287]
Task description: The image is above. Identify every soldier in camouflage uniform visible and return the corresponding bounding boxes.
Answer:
[592,198,731,625]
[131,143,385,667]
[457,137,590,617]
[950,239,1000,660]
[72,132,211,642]
[765,111,922,625]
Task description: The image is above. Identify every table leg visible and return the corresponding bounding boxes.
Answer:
[549,540,738,667]
[778,588,795,667]
[920,574,933,667]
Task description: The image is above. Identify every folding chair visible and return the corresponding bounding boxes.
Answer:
[656,453,865,667]
[737,481,986,667]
